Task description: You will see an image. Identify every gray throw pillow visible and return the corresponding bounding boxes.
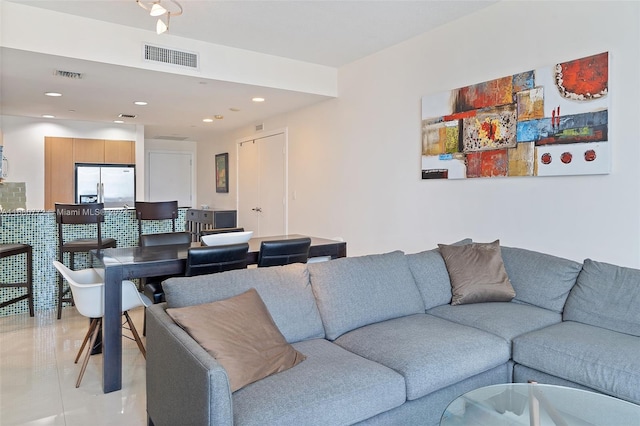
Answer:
[438,240,515,305]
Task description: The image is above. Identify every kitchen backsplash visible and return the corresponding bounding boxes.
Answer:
[0,182,27,210]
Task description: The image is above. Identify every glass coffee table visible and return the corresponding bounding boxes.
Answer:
[441,383,640,426]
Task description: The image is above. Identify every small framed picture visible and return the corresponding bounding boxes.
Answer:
[215,153,229,193]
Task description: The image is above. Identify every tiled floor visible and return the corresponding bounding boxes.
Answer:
[0,307,147,426]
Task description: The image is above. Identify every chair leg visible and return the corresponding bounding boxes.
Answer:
[26,247,34,317]
[75,318,99,364]
[124,311,146,359]
[56,273,64,320]
[76,318,101,388]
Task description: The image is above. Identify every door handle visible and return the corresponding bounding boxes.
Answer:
[251,207,262,212]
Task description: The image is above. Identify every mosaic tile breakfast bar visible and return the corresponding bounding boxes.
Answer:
[0,208,187,317]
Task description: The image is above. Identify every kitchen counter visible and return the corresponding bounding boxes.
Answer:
[0,208,188,316]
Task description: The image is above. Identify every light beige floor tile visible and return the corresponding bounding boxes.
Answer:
[1,307,147,426]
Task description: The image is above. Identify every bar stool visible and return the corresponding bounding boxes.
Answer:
[55,203,117,319]
[0,243,34,316]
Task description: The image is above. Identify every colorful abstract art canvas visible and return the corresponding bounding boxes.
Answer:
[421,52,609,179]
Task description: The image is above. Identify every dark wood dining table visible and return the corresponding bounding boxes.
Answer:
[90,234,346,393]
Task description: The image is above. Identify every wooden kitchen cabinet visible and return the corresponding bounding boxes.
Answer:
[73,138,105,163]
[104,140,135,164]
[44,137,74,209]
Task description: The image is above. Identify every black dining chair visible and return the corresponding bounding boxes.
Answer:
[140,232,192,304]
[55,202,117,319]
[257,237,312,268]
[185,243,250,277]
[135,200,179,240]
[144,242,249,304]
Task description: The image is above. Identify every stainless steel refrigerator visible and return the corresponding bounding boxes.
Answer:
[75,164,135,208]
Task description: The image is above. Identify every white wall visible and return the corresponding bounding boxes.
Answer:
[200,1,640,267]
[0,115,141,209]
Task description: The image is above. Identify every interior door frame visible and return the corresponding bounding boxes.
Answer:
[236,128,289,235]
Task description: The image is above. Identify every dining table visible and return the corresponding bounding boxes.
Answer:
[90,234,346,393]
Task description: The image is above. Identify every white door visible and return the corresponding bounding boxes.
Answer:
[147,151,193,207]
[237,132,286,237]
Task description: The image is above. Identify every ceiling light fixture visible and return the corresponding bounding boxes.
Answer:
[203,118,214,123]
[134,101,148,106]
[45,92,62,97]
[136,1,183,35]
[252,97,265,103]
[42,114,55,118]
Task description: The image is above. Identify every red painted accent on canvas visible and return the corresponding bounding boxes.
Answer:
[443,110,477,121]
[561,152,573,164]
[556,52,608,100]
[467,149,508,178]
[541,153,552,165]
[584,150,597,162]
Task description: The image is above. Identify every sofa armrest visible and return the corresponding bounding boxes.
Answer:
[146,303,233,426]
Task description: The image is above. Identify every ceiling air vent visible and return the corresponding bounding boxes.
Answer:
[144,44,198,69]
[118,113,137,119]
[54,69,83,79]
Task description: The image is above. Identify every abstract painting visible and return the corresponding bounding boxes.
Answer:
[215,153,229,193]
[421,52,609,179]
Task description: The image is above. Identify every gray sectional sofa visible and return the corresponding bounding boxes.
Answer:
[145,244,640,426]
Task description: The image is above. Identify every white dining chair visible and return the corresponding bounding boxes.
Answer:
[200,230,253,246]
[52,261,152,388]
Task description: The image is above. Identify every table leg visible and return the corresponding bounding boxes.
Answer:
[529,385,540,426]
[102,265,123,393]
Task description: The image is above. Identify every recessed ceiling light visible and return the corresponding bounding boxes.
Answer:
[214,115,224,120]
[45,92,62,97]
[229,107,240,112]
[134,101,148,106]
[203,118,214,123]
[113,120,125,124]
[42,114,55,118]
[252,97,265,102]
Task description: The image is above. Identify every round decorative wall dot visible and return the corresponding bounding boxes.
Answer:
[541,153,552,164]
[584,149,597,162]
[561,152,573,164]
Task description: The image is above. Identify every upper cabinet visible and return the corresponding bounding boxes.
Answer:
[104,140,135,164]
[72,139,135,164]
[73,138,106,163]
[44,137,135,209]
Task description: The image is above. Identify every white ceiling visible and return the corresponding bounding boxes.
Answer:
[1,0,497,141]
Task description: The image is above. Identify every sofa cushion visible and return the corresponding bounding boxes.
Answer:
[427,302,562,343]
[308,251,425,340]
[167,288,306,392]
[501,246,582,313]
[163,263,324,343]
[513,321,640,404]
[335,314,510,400]
[406,249,453,310]
[563,258,640,336]
[406,239,473,310]
[438,240,515,305]
[232,338,406,426]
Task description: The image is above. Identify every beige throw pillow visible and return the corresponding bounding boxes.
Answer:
[438,240,515,305]
[167,288,306,392]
